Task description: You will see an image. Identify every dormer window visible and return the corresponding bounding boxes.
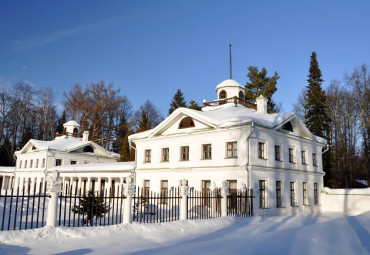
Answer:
[239,91,244,99]
[32,145,36,150]
[179,117,195,129]
[282,122,293,132]
[219,90,227,99]
[83,146,94,153]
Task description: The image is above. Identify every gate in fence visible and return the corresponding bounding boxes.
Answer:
[0,183,49,231]
[227,189,254,217]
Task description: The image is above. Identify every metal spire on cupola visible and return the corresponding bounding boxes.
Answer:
[229,44,232,80]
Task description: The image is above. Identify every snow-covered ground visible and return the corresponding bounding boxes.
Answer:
[0,211,369,255]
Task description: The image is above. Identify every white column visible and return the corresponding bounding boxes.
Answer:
[87,177,91,191]
[14,177,19,191]
[107,177,112,195]
[78,177,82,195]
[221,181,229,217]
[179,179,189,220]
[25,177,29,193]
[123,178,135,224]
[97,177,101,194]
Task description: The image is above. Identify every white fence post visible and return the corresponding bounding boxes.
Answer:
[221,181,229,217]
[123,177,135,224]
[46,171,62,227]
[179,179,189,220]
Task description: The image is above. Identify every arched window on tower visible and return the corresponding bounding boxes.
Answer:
[239,91,244,99]
[219,90,227,99]
[83,146,94,153]
[73,128,78,134]
[179,117,195,129]
[282,122,293,132]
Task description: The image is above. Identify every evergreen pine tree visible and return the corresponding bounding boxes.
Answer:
[245,66,280,112]
[188,100,202,111]
[0,137,14,166]
[119,129,135,162]
[304,51,333,187]
[137,108,151,132]
[168,89,187,115]
[56,111,67,134]
[72,189,110,226]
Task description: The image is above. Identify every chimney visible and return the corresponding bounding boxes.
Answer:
[82,131,89,142]
[256,95,268,114]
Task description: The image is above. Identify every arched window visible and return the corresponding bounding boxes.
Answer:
[83,146,94,153]
[239,91,245,99]
[73,128,78,134]
[32,145,36,150]
[219,90,227,99]
[179,117,195,129]
[282,122,293,132]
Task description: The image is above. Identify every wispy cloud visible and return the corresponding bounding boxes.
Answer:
[12,16,121,53]
[21,65,27,69]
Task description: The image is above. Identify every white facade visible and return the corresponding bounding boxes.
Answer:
[129,79,327,216]
[0,121,134,194]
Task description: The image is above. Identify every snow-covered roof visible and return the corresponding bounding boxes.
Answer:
[49,162,135,172]
[215,79,245,91]
[129,103,327,145]
[63,120,80,127]
[15,137,119,158]
[0,167,15,173]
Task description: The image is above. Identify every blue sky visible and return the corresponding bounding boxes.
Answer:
[0,0,369,115]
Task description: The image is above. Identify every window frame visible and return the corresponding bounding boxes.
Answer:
[301,151,307,165]
[56,159,62,166]
[226,141,237,158]
[259,180,267,208]
[161,148,169,162]
[258,142,266,159]
[143,180,150,196]
[180,146,189,161]
[312,153,317,166]
[35,159,39,168]
[178,117,195,129]
[290,182,296,206]
[303,182,308,205]
[289,148,295,163]
[202,144,212,160]
[42,158,45,168]
[275,145,281,161]
[314,183,318,204]
[160,180,168,204]
[144,149,151,163]
[219,90,227,99]
[276,181,282,207]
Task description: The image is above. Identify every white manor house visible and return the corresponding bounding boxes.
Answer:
[0,79,328,216]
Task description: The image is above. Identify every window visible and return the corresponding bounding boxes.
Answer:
[219,90,227,99]
[290,182,296,206]
[143,180,150,196]
[56,159,62,166]
[161,148,169,162]
[258,142,266,159]
[282,122,293,132]
[312,153,317,166]
[71,160,77,165]
[73,127,78,134]
[259,180,266,208]
[30,160,33,168]
[24,160,27,168]
[202,180,211,206]
[227,180,237,194]
[83,146,94,153]
[302,151,307,165]
[144,149,151,163]
[303,182,308,205]
[275,146,281,161]
[226,142,237,158]
[276,181,282,207]
[19,160,22,169]
[314,183,318,204]
[32,145,36,150]
[42,158,45,168]
[160,180,168,204]
[289,148,294,163]
[35,159,39,168]
[239,91,244,99]
[179,117,195,129]
[180,146,189,161]
[202,144,212,159]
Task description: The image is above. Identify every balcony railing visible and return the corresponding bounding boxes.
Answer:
[203,96,257,110]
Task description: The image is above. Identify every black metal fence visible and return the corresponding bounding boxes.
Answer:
[132,187,180,223]
[227,189,254,217]
[57,184,126,227]
[187,189,221,219]
[0,183,49,231]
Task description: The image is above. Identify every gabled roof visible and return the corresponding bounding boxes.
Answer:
[129,103,327,145]
[15,137,119,158]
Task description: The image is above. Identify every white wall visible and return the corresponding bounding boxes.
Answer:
[321,188,370,216]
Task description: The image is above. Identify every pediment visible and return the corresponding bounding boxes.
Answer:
[274,116,315,141]
[68,143,111,156]
[151,112,215,137]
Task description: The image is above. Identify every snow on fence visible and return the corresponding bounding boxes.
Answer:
[0,183,49,231]
[1,175,256,231]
